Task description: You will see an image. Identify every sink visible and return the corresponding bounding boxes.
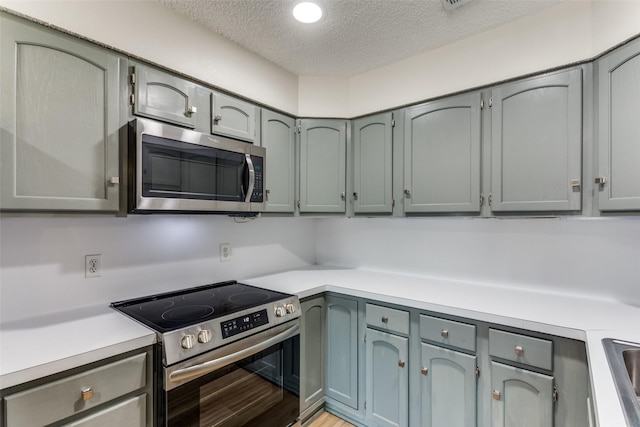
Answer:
[604,339,640,426]
[624,349,640,397]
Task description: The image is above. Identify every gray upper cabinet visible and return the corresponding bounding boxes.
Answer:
[211,92,258,143]
[490,69,582,213]
[132,62,206,130]
[299,119,347,213]
[403,93,482,214]
[352,113,393,214]
[0,13,124,212]
[596,38,640,211]
[261,110,296,213]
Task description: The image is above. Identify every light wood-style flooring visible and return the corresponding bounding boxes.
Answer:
[306,411,356,427]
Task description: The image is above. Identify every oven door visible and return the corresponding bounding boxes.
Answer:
[163,321,300,427]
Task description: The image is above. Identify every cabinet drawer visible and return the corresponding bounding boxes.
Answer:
[5,353,147,426]
[489,329,553,371]
[365,303,409,335]
[420,315,476,352]
[63,394,146,427]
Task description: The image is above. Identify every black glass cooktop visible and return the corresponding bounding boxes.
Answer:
[111,281,291,333]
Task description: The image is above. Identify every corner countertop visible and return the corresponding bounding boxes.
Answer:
[245,266,640,427]
[0,304,156,390]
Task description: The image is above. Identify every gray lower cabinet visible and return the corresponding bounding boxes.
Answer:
[300,295,326,417]
[352,113,394,214]
[131,62,209,132]
[325,295,359,410]
[403,92,482,214]
[596,37,640,211]
[490,68,582,213]
[0,12,124,212]
[1,348,152,427]
[490,361,554,427]
[211,92,258,143]
[420,343,477,427]
[299,119,348,213]
[261,109,296,213]
[365,328,409,427]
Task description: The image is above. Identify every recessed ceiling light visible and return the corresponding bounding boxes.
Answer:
[293,2,323,24]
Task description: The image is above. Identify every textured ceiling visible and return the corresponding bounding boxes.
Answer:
[159,0,567,77]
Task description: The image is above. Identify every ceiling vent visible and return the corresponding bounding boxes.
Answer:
[441,0,474,11]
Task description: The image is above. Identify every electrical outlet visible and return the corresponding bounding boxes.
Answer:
[220,243,232,262]
[85,254,101,278]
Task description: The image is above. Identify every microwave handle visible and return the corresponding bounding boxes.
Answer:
[244,154,255,203]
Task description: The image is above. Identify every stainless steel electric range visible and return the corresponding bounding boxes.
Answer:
[111,280,301,427]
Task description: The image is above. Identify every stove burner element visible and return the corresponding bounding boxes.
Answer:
[139,300,175,311]
[182,291,216,301]
[227,291,271,305]
[162,305,214,322]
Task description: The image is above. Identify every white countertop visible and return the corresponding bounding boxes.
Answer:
[1,267,638,426]
[0,304,155,390]
[246,266,640,427]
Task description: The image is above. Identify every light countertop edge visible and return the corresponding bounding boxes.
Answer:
[0,304,156,390]
[246,266,640,427]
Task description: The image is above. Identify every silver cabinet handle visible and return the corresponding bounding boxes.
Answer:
[265,189,270,201]
[186,106,197,116]
[381,316,389,323]
[353,192,358,200]
[108,177,119,186]
[595,177,607,185]
[514,345,524,356]
[404,189,411,197]
[421,367,428,375]
[214,114,222,121]
[398,360,405,368]
[441,329,449,338]
[570,178,580,188]
[340,192,346,201]
[492,390,501,400]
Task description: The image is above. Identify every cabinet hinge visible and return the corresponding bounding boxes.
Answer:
[489,97,493,108]
[364,401,367,410]
[488,193,493,206]
[129,93,135,106]
[476,366,480,379]
[553,387,559,403]
[130,72,136,85]
[391,119,396,128]
[392,199,395,209]
[480,193,485,207]
[296,125,301,134]
[297,200,301,209]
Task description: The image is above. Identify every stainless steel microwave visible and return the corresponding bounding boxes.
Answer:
[127,118,265,214]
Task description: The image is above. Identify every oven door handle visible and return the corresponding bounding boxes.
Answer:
[168,322,299,384]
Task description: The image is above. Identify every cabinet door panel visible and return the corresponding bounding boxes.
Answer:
[326,295,358,408]
[299,119,347,213]
[366,328,408,427]
[261,110,295,212]
[404,93,481,213]
[212,93,257,142]
[134,63,198,129]
[300,296,325,413]
[491,69,582,212]
[353,113,393,214]
[491,361,553,427]
[0,14,121,211]
[597,39,640,210]
[421,343,476,427]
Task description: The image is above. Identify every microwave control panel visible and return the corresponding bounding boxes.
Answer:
[251,156,264,202]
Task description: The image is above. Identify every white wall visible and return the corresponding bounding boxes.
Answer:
[315,217,640,307]
[0,215,315,323]
[0,0,299,114]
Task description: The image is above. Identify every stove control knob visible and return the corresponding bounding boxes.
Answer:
[275,306,287,317]
[181,334,196,349]
[285,303,296,314]
[198,329,212,344]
